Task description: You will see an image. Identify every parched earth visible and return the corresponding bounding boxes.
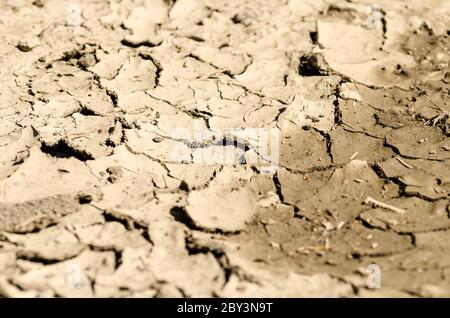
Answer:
[0,0,449,297]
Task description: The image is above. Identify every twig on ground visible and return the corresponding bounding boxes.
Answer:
[349,152,358,160]
[364,196,406,214]
[395,156,413,169]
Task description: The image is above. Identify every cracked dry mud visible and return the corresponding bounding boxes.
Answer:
[0,0,449,298]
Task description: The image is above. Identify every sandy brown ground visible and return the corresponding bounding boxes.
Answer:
[0,0,449,297]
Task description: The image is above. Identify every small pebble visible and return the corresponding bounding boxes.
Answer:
[270,242,280,249]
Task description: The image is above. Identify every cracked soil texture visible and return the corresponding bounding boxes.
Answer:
[0,0,449,297]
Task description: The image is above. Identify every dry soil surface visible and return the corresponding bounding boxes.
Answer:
[0,0,449,297]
